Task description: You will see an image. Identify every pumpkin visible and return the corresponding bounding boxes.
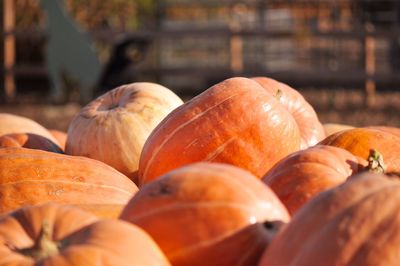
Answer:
[367,125,400,138]
[323,122,354,137]
[262,145,366,215]
[0,133,63,153]
[65,82,183,184]
[319,127,400,173]
[0,203,170,265]
[138,77,301,186]
[48,129,67,150]
[251,76,325,148]
[259,171,400,266]
[0,113,57,143]
[120,162,290,266]
[0,147,137,215]
[74,204,125,219]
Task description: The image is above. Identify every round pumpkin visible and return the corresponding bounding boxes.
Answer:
[259,171,400,266]
[48,129,67,150]
[368,125,400,138]
[66,82,183,184]
[0,133,63,153]
[262,145,366,215]
[251,76,325,148]
[120,162,290,266]
[319,127,400,173]
[0,147,137,215]
[323,122,354,137]
[138,77,301,186]
[0,203,170,265]
[0,113,58,143]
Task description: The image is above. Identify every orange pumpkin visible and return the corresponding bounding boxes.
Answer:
[368,125,400,138]
[0,203,170,265]
[121,162,290,266]
[0,133,63,153]
[262,145,366,215]
[48,129,67,150]
[66,82,183,184]
[73,204,126,219]
[0,113,58,143]
[259,171,400,266]
[138,77,301,186]
[319,127,400,173]
[251,77,325,148]
[0,147,137,215]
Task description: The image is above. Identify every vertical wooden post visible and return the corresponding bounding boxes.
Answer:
[230,34,243,74]
[365,24,376,107]
[229,4,244,74]
[3,0,16,101]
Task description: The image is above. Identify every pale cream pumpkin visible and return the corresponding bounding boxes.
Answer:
[0,113,58,143]
[65,82,183,183]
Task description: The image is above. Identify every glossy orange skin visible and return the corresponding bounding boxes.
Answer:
[251,77,325,149]
[259,172,400,266]
[0,133,63,153]
[319,128,400,173]
[262,145,366,215]
[49,129,67,150]
[0,203,170,265]
[0,147,138,214]
[138,77,301,185]
[368,125,400,138]
[74,204,125,219]
[121,162,290,266]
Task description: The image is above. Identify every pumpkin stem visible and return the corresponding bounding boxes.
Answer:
[19,220,60,260]
[274,89,282,101]
[263,220,284,234]
[366,149,386,174]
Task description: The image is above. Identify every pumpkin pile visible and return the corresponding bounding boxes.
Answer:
[1,78,400,265]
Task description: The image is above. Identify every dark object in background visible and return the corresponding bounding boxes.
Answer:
[96,34,153,95]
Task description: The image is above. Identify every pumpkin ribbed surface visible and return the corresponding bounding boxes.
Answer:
[66,82,183,183]
[138,77,301,185]
[0,203,170,265]
[260,172,400,266]
[262,145,365,215]
[251,76,325,148]
[121,162,289,266]
[0,147,137,215]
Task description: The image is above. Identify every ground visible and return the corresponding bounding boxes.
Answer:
[1,88,399,132]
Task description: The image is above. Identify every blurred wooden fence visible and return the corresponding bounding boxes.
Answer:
[2,0,400,104]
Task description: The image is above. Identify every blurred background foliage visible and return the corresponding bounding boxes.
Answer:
[14,0,157,31]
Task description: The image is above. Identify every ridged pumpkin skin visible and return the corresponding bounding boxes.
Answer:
[368,125,400,138]
[0,147,138,215]
[66,82,183,184]
[0,203,170,265]
[259,172,400,266]
[262,145,366,215]
[0,133,63,153]
[138,77,301,185]
[251,77,325,148]
[0,113,58,143]
[49,129,67,151]
[121,162,290,266]
[319,128,400,173]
